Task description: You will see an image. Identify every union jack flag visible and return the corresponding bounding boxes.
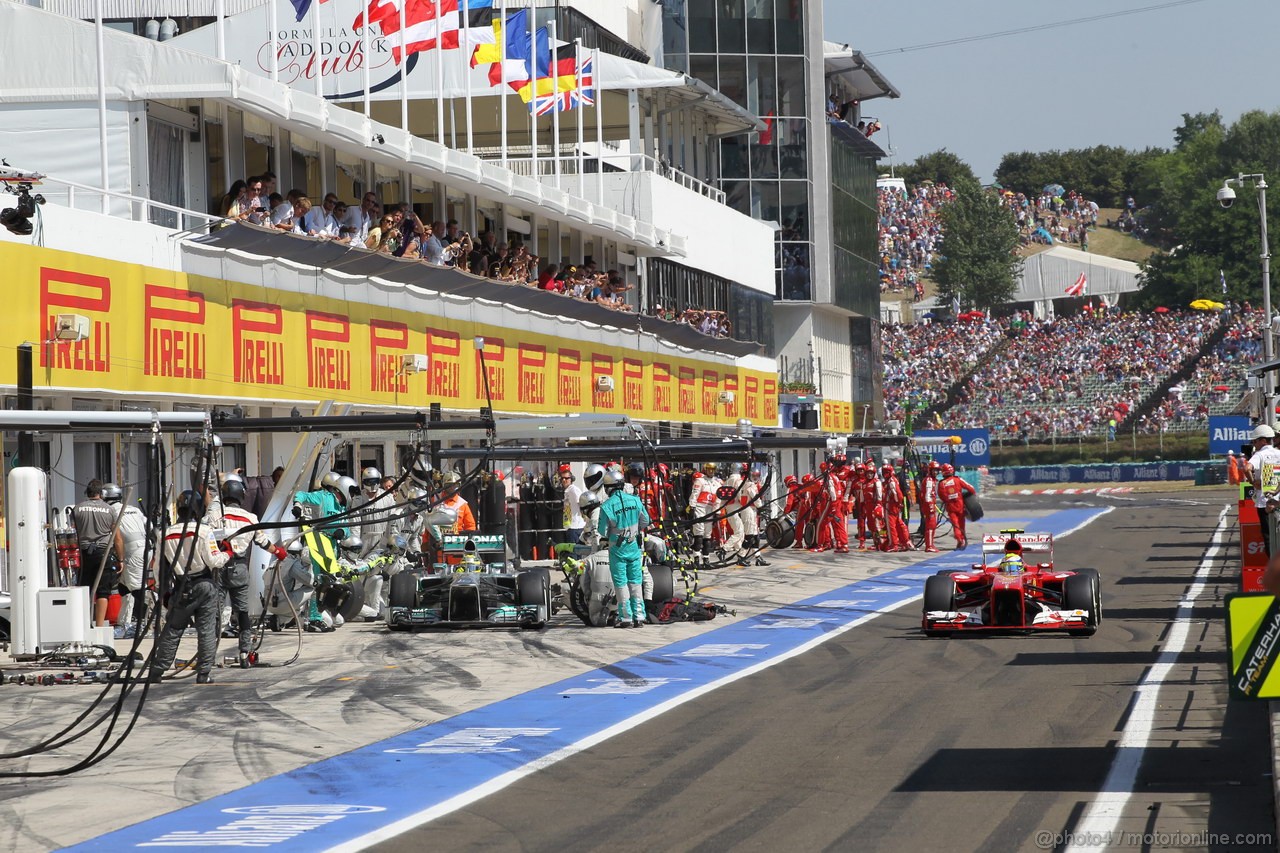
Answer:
[532,53,593,116]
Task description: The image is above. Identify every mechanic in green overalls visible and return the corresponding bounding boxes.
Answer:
[292,472,355,631]
[597,468,651,629]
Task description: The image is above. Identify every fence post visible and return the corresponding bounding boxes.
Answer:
[1132,424,1137,456]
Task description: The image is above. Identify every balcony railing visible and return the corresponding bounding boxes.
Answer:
[32,176,226,233]
[481,151,726,205]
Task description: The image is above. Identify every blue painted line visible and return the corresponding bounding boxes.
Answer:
[70,507,1107,852]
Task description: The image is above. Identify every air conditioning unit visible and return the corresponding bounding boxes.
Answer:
[401,353,429,374]
[53,314,90,342]
[718,390,735,405]
[595,375,615,393]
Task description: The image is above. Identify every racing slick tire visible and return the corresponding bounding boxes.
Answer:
[963,492,984,522]
[1063,572,1100,636]
[517,570,551,629]
[922,575,956,637]
[765,516,795,549]
[389,572,420,611]
[1069,568,1103,625]
[648,564,675,614]
[801,522,818,549]
[336,581,366,624]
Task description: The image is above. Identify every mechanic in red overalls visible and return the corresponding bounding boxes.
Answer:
[824,461,849,553]
[809,463,834,552]
[847,463,867,548]
[918,461,941,552]
[793,473,818,549]
[859,464,886,551]
[938,463,976,549]
[882,463,913,551]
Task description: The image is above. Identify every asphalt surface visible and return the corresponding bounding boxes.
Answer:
[0,489,1273,852]
[376,491,1276,853]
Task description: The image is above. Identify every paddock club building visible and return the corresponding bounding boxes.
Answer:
[0,2,786,516]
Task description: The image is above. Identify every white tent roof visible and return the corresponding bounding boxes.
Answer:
[0,1,685,255]
[822,42,900,101]
[1016,245,1142,302]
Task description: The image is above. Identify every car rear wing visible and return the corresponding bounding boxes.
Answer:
[441,534,506,555]
[981,532,1053,554]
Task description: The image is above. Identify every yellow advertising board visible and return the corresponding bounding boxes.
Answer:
[820,400,855,433]
[1,243,778,425]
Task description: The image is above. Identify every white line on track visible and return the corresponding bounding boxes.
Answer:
[329,508,1119,853]
[1063,504,1232,853]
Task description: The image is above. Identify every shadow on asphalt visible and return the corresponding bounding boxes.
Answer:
[1004,650,1221,666]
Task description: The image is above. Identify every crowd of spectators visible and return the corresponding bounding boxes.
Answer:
[1146,305,1262,432]
[218,173,639,316]
[648,306,733,338]
[940,305,1224,440]
[878,184,951,300]
[880,318,1006,422]
[996,188,1099,251]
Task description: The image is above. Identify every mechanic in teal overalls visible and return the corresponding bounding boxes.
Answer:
[292,472,354,630]
[597,468,651,628]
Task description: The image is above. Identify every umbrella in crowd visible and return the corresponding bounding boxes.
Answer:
[1214,384,1232,392]
[1154,306,1170,313]
[1190,299,1226,311]
[1043,183,1066,197]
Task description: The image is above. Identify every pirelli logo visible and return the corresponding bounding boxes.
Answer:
[144,285,205,379]
[233,299,284,385]
[40,268,111,372]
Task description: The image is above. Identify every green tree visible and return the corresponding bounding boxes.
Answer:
[932,178,1024,311]
[896,149,977,188]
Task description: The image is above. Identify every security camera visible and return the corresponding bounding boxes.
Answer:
[1217,183,1236,209]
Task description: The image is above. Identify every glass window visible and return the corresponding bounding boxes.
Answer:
[718,0,745,53]
[717,55,747,108]
[779,180,808,240]
[754,180,779,223]
[662,0,688,67]
[778,118,808,179]
[746,0,775,52]
[689,54,718,89]
[720,135,749,179]
[747,56,776,116]
[723,180,751,216]
[204,120,224,215]
[749,137,778,179]
[776,57,806,116]
[774,0,803,53]
[689,0,716,52]
[779,242,811,300]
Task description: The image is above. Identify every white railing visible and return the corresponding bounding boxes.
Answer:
[34,176,226,234]
[483,152,727,205]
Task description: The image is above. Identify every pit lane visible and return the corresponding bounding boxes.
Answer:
[0,488,1271,851]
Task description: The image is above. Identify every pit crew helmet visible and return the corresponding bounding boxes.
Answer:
[784,475,797,486]
[702,462,718,476]
[928,461,941,473]
[102,482,123,504]
[1253,424,1276,440]
[221,474,247,505]
[881,464,894,476]
[602,468,626,493]
[941,463,955,477]
[361,467,383,493]
[339,535,363,553]
[583,463,606,491]
[801,474,813,484]
[999,554,1024,574]
[175,489,203,521]
[626,462,647,481]
[335,476,360,506]
[320,471,342,491]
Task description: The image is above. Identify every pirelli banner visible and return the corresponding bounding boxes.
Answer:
[1225,593,1280,700]
[820,400,855,434]
[4,243,778,426]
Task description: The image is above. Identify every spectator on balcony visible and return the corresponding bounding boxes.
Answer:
[289,197,313,235]
[270,190,297,229]
[538,263,560,290]
[219,180,246,218]
[343,192,378,245]
[366,214,399,254]
[420,220,447,264]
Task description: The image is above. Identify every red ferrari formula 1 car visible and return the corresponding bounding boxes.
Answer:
[921,529,1101,636]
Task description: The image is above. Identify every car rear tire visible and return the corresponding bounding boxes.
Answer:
[389,572,420,611]
[1063,573,1099,636]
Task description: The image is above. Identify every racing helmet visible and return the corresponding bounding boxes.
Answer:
[440,471,462,495]
[361,467,383,493]
[320,471,342,491]
[784,475,797,486]
[626,462,647,481]
[459,552,483,572]
[221,474,247,505]
[101,482,123,504]
[602,468,626,493]
[582,463,606,491]
[999,553,1024,574]
[819,462,830,473]
[728,462,745,476]
[339,534,363,553]
[334,475,360,506]
[702,462,718,476]
[405,487,428,508]
[656,462,670,479]
[941,464,955,477]
[928,461,941,473]
[881,463,894,476]
[801,474,813,484]
[175,489,203,521]
[861,466,875,478]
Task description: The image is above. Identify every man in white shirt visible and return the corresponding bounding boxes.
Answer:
[303,194,343,239]
[1246,423,1280,557]
[559,464,586,544]
[421,220,447,264]
[343,192,377,245]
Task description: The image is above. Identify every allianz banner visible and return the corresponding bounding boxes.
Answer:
[913,429,991,466]
[987,461,1211,486]
[1209,416,1253,455]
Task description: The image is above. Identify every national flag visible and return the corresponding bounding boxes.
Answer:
[471,9,533,93]
[532,52,593,115]
[290,0,328,23]
[758,111,774,145]
[1065,271,1087,297]
[527,41,578,111]
[354,0,461,64]
[1221,269,1228,294]
[951,294,961,315]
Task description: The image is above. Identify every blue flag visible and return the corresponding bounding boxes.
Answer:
[289,0,311,23]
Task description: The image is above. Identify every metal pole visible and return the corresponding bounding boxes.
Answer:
[594,47,604,206]
[399,0,408,134]
[435,0,445,147]
[94,0,110,215]
[1259,177,1274,426]
[270,0,280,82]
[361,0,370,116]
[311,0,322,98]
[550,17,561,190]
[499,0,508,165]
[463,5,473,153]
[17,343,34,466]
